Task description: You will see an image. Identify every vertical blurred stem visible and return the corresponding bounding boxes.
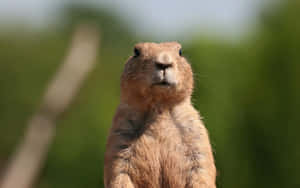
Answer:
[0,24,100,188]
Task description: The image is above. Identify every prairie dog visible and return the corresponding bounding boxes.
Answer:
[104,42,216,188]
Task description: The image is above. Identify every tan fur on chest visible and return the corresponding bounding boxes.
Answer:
[127,116,186,187]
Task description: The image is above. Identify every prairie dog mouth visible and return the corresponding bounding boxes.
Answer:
[152,69,177,87]
[153,80,175,87]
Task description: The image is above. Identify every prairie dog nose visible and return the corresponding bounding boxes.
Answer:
[157,52,173,64]
[155,52,173,70]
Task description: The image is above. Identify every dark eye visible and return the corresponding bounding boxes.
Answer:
[134,48,140,57]
[179,48,182,56]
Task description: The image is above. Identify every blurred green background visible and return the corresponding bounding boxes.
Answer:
[0,0,299,188]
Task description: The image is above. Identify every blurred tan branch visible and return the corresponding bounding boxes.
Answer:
[0,24,100,188]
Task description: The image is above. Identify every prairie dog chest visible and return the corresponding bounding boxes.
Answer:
[125,114,190,186]
[130,114,187,161]
[139,114,183,149]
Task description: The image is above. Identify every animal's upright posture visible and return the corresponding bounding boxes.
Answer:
[104,42,216,188]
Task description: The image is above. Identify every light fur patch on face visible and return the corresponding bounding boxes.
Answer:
[157,52,174,64]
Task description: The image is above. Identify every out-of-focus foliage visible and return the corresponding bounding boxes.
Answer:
[0,1,299,188]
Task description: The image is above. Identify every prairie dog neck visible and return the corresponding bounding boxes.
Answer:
[119,97,192,124]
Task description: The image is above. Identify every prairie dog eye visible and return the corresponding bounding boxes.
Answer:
[179,48,182,56]
[134,48,140,57]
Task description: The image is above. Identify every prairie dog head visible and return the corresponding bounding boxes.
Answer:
[121,42,194,110]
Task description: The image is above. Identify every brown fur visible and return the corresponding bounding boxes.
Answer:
[104,42,216,188]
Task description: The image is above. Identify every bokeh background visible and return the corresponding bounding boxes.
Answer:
[0,0,299,187]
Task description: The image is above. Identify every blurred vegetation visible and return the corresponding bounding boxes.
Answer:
[0,1,299,188]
